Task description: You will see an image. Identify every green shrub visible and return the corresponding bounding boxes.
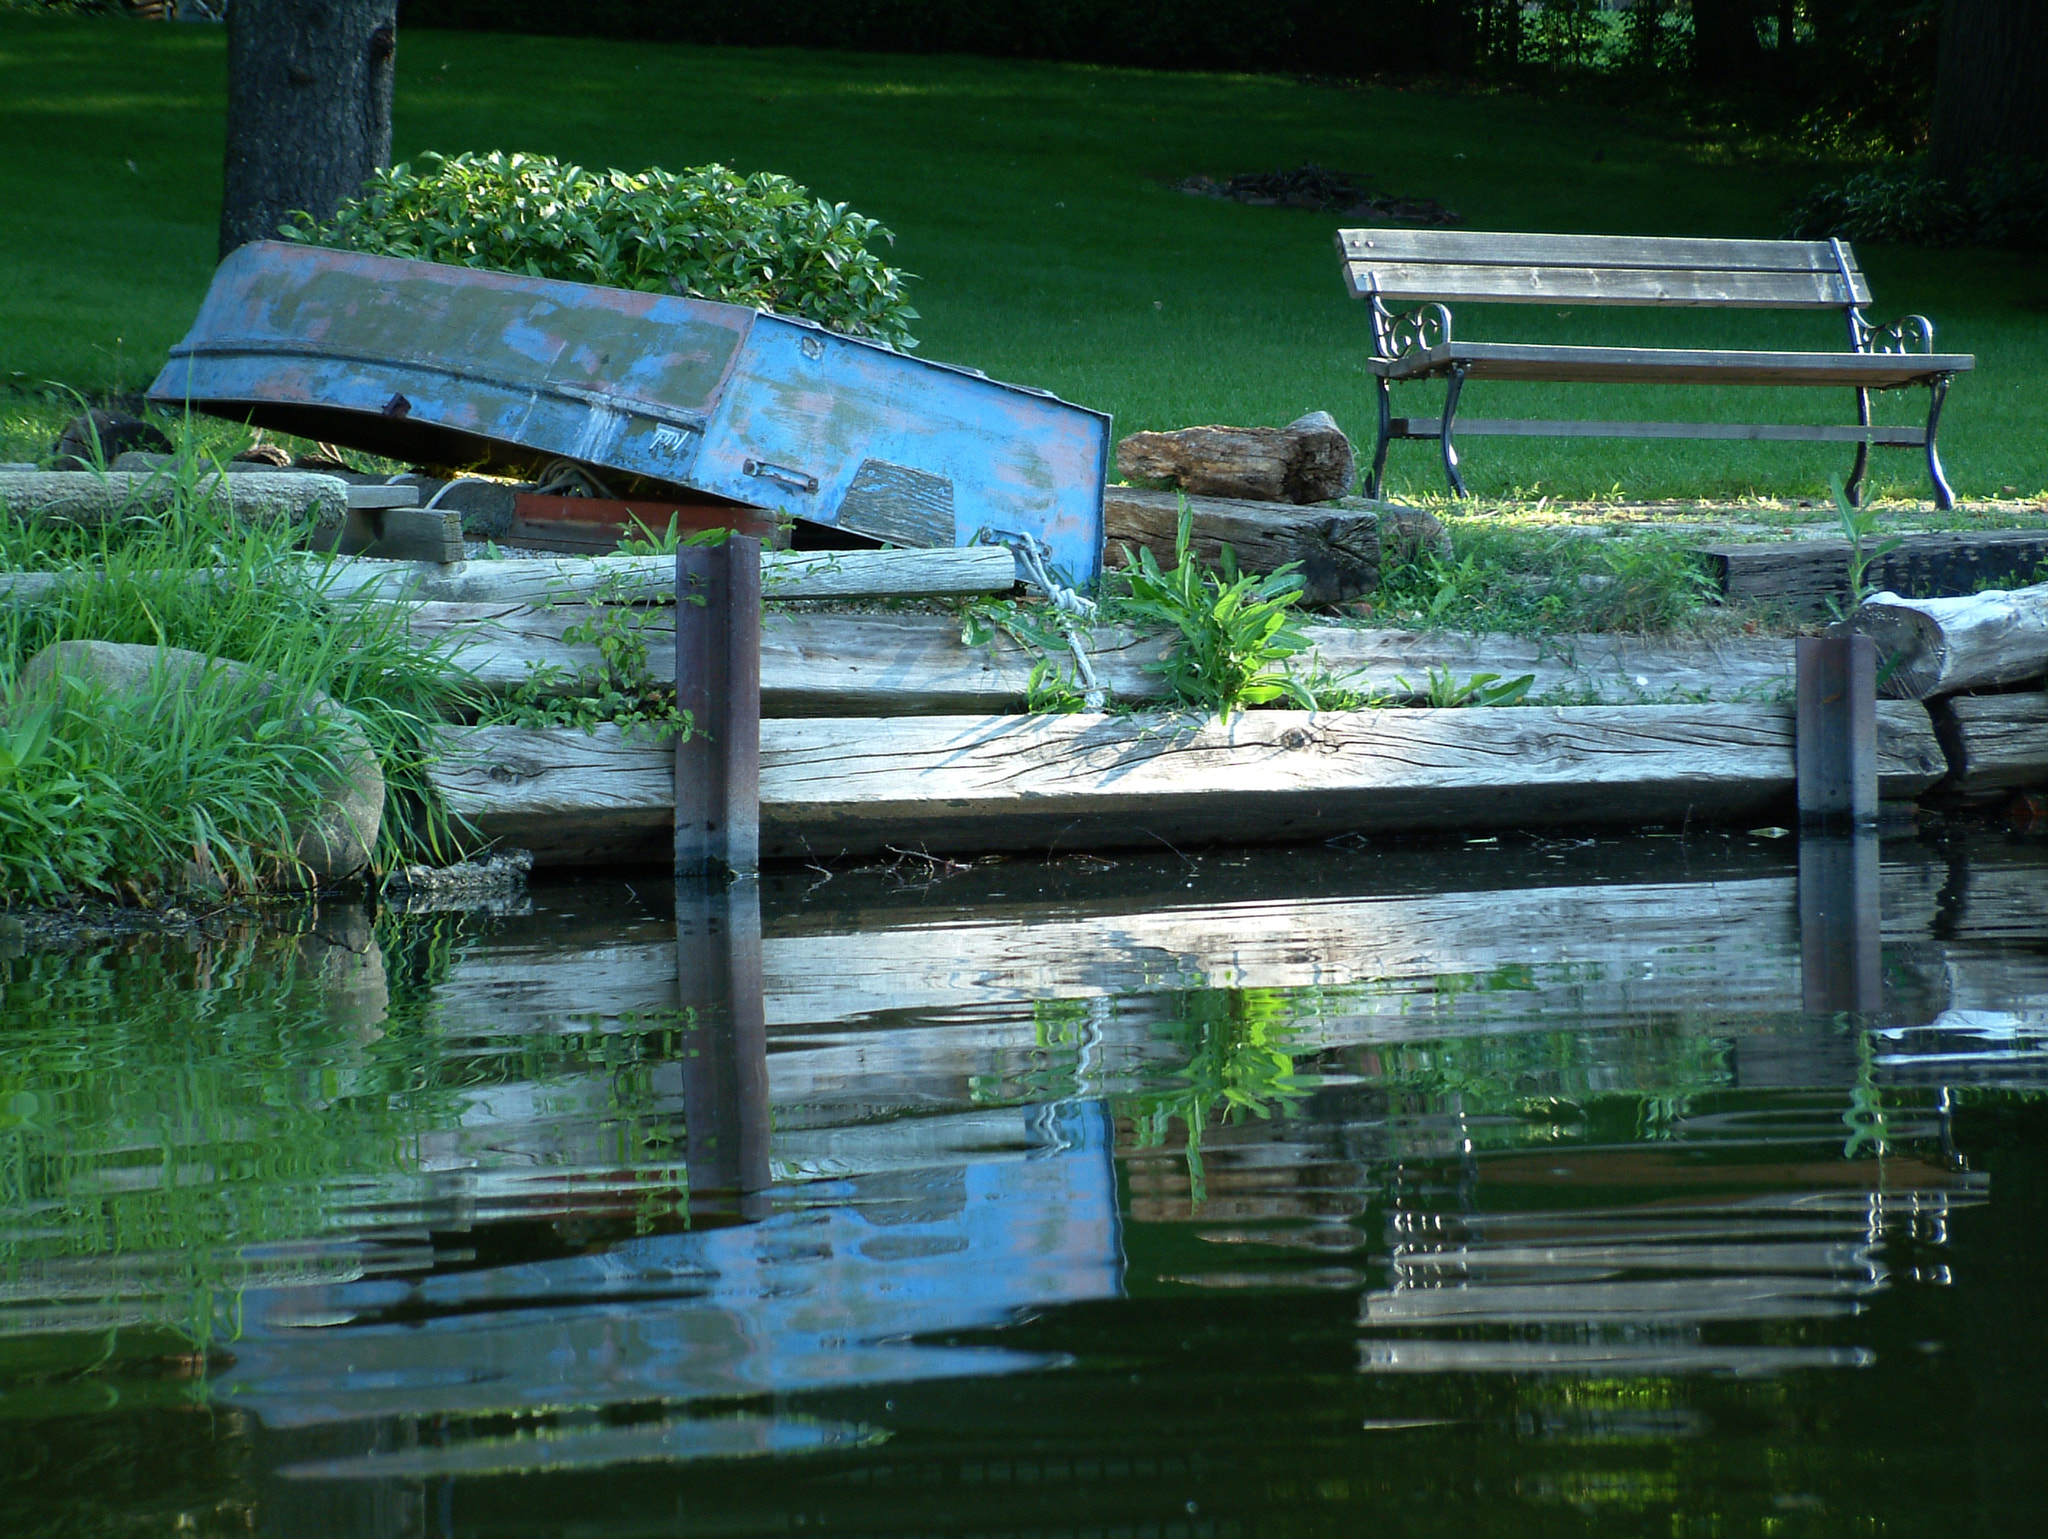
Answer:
[1788,156,2048,249]
[285,151,919,349]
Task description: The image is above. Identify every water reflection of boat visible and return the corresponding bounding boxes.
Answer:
[212,1102,1121,1431]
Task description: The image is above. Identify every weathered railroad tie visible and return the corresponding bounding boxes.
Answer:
[428,702,1948,869]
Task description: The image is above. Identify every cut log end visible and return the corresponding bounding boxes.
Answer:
[1115,412,1358,506]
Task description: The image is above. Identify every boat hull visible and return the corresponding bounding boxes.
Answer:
[148,242,1109,582]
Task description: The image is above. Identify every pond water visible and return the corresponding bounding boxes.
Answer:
[4,833,2046,1536]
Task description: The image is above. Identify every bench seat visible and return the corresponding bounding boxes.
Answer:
[1369,343,1975,389]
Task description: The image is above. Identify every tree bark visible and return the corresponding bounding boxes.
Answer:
[1931,0,2048,181]
[219,1,398,258]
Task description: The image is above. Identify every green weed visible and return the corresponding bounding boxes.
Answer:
[1115,499,1318,715]
[1827,474,1904,619]
[1399,668,1537,708]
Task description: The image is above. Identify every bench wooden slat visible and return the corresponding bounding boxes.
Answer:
[1343,261,1869,308]
[1387,418,1928,444]
[1338,229,1855,275]
[1371,343,1972,387]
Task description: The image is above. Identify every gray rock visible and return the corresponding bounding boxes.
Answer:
[383,849,533,915]
[17,640,384,884]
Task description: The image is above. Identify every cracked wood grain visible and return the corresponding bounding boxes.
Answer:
[430,701,1943,866]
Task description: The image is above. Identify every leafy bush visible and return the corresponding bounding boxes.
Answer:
[286,151,919,349]
[1788,156,2048,249]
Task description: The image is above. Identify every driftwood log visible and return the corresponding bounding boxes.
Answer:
[429,702,1944,866]
[402,605,1799,714]
[1117,411,1357,504]
[1928,691,2048,795]
[1838,582,2048,698]
[1103,485,1379,606]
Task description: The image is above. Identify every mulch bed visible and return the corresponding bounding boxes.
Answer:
[1173,163,1459,224]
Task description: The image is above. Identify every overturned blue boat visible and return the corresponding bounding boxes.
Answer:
[148,241,1110,582]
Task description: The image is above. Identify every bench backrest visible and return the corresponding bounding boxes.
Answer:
[1336,229,1871,309]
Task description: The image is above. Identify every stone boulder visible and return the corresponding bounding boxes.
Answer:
[17,641,384,884]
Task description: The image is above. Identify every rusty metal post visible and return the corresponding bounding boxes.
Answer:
[675,880,770,1223]
[1796,633,1878,825]
[1799,831,1884,1015]
[674,535,761,877]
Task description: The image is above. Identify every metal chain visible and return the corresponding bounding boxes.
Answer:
[971,528,1105,709]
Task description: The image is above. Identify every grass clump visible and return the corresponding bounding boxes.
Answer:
[1371,522,1723,636]
[0,449,475,905]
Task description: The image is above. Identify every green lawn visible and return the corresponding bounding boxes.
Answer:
[3,14,2044,501]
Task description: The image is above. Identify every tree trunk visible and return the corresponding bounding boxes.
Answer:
[219,1,398,258]
[1931,0,2048,181]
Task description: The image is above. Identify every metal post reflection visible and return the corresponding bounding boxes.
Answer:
[675,879,771,1223]
[1799,831,1884,1015]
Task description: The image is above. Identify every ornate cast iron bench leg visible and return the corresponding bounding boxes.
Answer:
[1925,373,1956,510]
[1439,364,1470,499]
[1366,375,1393,500]
[1845,385,1872,507]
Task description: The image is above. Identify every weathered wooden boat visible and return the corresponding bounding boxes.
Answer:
[147,241,1111,582]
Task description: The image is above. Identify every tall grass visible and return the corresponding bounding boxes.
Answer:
[0,443,475,904]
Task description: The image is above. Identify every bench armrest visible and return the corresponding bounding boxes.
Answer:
[1373,302,1455,361]
[1854,313,1936,355]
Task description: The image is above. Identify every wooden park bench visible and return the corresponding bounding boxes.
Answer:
[1335,230,1974,507]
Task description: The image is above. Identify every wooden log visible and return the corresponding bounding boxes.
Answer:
[1837,582,2048,698]
[311,545,1020,606]
[1927,691,2048,794]
[1116,411,1356,504]
[1697,531,2048,616]
[429,702,1945,867]
[0,470,352,532]
[404,605,1798,714]
[1102,485,1380,606]
[313,505,465,564]
[0,546,1022,614]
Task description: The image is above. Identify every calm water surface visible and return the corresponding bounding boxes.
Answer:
[3,834,2046,1536]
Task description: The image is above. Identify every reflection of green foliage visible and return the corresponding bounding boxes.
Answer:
[1842,1027,1891,1159]
[1120,988,1307,1202]
[0,915,688,1373]
[1358,1027,1735,1146]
